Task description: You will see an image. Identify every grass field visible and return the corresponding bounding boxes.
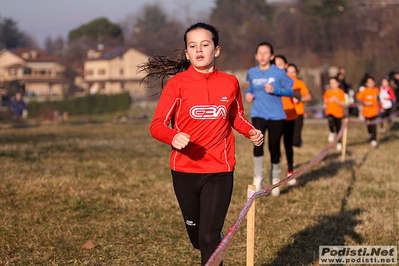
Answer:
[1,110,398,265]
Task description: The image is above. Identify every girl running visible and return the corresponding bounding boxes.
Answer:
[356,76,380,146]
[287,63,312,148]
[379,77,396,133]
[274,55,298,185]
[245,43,294,195]
[323,77,346,151]
[141,22,263,266]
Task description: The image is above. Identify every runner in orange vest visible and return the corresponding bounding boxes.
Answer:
[275,55,299,185]
[356,76,380,146]
[287,63,312,148]
[323,77,346,151]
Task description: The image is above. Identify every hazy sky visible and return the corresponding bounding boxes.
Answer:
[2,0,217,47]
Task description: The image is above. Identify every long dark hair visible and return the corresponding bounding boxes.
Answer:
[274,54,287,66]
[138,22,219,89]
[274,54,287,64]
[255,41,275,65]
[255,41,274,55]
[288,63,299,74]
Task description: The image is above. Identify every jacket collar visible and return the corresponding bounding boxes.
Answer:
[188,64,219,80]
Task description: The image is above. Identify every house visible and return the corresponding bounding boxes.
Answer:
[83,46,150,97]
[0,48,70,96]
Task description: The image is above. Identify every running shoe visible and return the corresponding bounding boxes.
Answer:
[328,133,335,143]
[253,175,264,192]
[287,171,296,186]
[271,178,280,196]
[336,143,342,151]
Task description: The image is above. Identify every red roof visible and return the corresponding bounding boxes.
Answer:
[9,48,63,63]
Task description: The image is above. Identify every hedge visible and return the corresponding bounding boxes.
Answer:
[27,92,131,118]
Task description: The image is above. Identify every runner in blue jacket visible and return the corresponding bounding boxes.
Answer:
[245,42,293,195]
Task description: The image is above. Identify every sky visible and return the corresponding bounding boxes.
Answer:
[2,0,217,47]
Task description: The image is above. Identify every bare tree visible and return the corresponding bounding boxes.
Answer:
[210,0,273,70]
[129,3,186,57]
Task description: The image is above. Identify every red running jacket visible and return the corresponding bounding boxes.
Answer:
[150,65,255,173]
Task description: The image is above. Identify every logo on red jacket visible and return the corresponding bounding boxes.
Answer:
[190,105,227,119]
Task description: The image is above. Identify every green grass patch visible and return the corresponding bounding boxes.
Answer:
[1,117,398,265]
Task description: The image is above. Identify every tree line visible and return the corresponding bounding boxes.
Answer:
[0,16,37,49]
[1,0,399,86]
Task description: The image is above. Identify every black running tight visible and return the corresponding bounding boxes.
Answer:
[293,114,304,147]
[283,120,295,172]
[366,116,378,141]
[171,170,233,266]
[328,115,342,142]
[252,117,284,164]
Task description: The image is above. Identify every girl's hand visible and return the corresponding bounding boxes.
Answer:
[264,83,274,93]
[172,132,190,150]
[328,96,337,102]
[245,92,254,103]
[249,129,263,146]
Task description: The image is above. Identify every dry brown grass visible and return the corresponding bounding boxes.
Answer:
[0,115,398,265]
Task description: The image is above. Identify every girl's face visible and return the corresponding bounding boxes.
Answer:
[274,57,287,70]
[366,78,375,88]
[185,28,220,73]
[287,66,297,77]
[381,79,389,87]
[329,78,339,89]
[255,45,274,68]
